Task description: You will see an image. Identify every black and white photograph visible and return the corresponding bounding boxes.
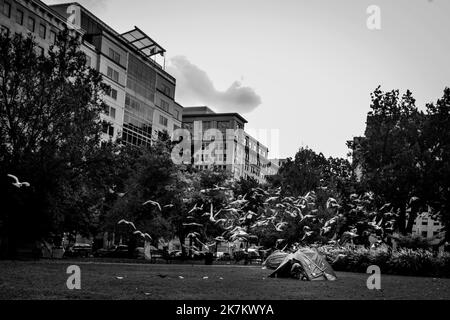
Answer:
[0,0,449,315]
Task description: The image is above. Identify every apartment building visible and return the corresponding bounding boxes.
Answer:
[412,212,444,239]
[181,106,278,183]
[1,0,182,146]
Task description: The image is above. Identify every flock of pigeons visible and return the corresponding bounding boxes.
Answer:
[114,181,403,253]
[6,173,399,250]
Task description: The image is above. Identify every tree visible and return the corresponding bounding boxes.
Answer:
[0,31,110,257]
[420,88,450,238]
[353,87,424,234]
[271,147,356,206]
[106,133,179,248]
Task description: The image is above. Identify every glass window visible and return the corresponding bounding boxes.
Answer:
[217,121,229,130]
[126,53,156,101]
[111,88,117,100]
[27,17,35,32]
[38,24,46,39]
[0,25,9,36]
[85,55,91,67]
[108,126,114,137]
[107,66,119,82]
[160,99,169,112]
[49,30,56,44]
[109,48,120,64]
[1,2,11,17]
[159,115,168,126]
[203,121,212,130]
[105,86,117,100]
[110,107,116,119]
[15,10,23,25]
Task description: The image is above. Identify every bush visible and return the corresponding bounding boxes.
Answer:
[317,245,450,278]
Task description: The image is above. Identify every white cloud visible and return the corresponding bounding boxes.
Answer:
[167,56,262,114]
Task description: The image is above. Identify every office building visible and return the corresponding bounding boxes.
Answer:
[1,0,183,146]
[181,106,279,183]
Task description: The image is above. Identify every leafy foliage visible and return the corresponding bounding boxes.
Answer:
[0,31,111,255]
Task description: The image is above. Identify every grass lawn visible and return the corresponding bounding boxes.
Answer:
[0,260,449,300]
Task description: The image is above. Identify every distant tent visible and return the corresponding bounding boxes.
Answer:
[268,247,337,281]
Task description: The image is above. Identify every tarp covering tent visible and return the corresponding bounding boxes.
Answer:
[268,248,337,281]
[262,250,289,269]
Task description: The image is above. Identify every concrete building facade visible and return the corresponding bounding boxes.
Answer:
[412,212,444,239]
[181,106,279,183]
[1,0,182,147]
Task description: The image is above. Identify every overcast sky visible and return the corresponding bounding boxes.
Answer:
[45,0,450,160]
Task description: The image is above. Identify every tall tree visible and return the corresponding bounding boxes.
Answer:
[351,87,436,235]
[0,31,110,257]
[420,88,450,238]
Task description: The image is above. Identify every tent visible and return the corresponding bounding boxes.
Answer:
[267,248,337,281]
[262,250,289,269]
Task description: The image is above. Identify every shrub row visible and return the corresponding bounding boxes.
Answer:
[317,245,450,278]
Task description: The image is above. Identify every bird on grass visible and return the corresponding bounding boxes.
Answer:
[7,174,30,188]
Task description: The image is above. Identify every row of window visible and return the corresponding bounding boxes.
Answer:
[158,98,181,120]
[2,1,57,43]
[108,48,121,65]
[107,66,120,83]
[127,53,156,101]
[104,86,118,100]
[417,219,441,226]
[159,115,168,127]
[194,165,228,171]
[123,111,153,138]
[125,94,154,121]
[194,153,228,162]
[104,105,116,119]
[122,127,152,147]
[102,123,115,137]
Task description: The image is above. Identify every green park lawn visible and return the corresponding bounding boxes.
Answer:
[0,260,449,300]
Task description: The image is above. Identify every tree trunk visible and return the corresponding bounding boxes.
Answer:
[406,205,419,235]
[178,233,187,257]
[397,203,407,235]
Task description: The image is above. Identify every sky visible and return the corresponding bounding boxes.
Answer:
[44,0,450,160]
